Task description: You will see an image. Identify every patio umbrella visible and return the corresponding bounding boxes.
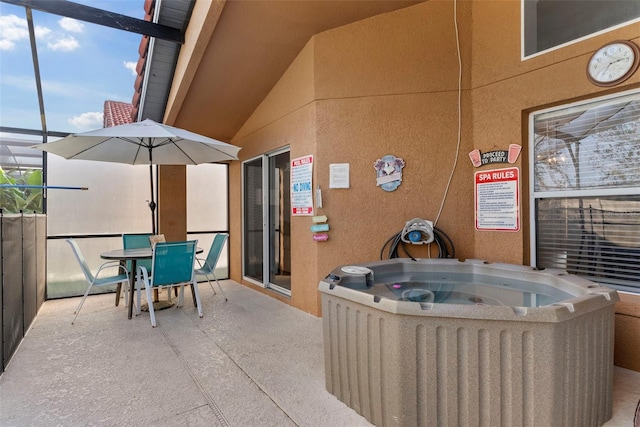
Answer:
[32,119,241,234]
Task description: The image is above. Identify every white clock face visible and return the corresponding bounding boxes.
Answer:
[588,42,637,84]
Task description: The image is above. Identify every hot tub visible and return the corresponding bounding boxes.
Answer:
[318,258,618,427]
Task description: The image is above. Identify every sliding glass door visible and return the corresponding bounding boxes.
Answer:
[242,149,291,295]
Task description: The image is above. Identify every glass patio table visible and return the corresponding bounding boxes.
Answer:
[101,246,203,319]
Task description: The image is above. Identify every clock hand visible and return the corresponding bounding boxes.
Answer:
[608,57,629,65]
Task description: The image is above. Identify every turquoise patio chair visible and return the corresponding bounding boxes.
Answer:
[122,233,160,307]
[66,239,130,325]
[136,240,203,327]
[122,233,153,272]
[194,233,228,301]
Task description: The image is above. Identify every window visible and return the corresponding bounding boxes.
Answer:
[44,159,230,298]
[530,90,640,293]
[522,0,640,58]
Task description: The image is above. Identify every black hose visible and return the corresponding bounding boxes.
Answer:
[380,225,455,260]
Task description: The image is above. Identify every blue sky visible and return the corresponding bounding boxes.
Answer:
[0,0,144,135]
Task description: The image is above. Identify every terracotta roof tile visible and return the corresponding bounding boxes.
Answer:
[101,2,150,126]
[131,91,141,109]
[130,105,139,123]
[138,35,149,58]
[128,0,154,124]
[103,100,133,127]
[144,0,155,16]
[135,55,146,75]
[134,73,143,92]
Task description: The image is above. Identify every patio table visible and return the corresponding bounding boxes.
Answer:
[101,247,202,319]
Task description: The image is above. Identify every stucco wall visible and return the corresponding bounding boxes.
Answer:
[231,1,475,315]
[311,1,474,284]
[229,0,640,316]
[230,40,319,313]
[469,1,640,264]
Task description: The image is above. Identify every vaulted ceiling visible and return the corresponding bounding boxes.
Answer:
[162,0,424,142]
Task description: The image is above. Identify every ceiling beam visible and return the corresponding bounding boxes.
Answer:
[0,0,184,43]
[0,126,69,138]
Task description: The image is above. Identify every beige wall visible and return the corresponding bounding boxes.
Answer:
[467,0,640,372]
[230,40,320,313]
[230,1,477,315]
[312,1,475,282]
[225,1,639,320]
[469,1,640,264]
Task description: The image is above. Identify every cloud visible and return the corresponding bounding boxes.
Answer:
[0,39,16,50]
[47,35,79,52]
[0,13,67,51]
[0,14,29,50]
[59,17,84,33]
[35,25,51,39]
[68,112,103,131]
[124,61,137,76]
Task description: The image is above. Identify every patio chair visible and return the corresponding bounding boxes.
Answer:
[66,239,130,324]
[136,240,203,327]
[194,233,228,301]
[122,233,166,306]
[122,233,153,272]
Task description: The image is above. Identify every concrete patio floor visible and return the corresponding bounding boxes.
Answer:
[1,280,638,426]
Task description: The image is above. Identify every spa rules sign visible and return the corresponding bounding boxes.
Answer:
[474,167,520,232]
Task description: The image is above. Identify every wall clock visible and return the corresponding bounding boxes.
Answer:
[586,40,639,87]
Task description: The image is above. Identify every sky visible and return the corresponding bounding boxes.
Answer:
[0,0,144,136]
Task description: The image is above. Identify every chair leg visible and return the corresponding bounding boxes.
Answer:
[212,273,227,302]
[145,284,157,327]
[191,278,203,318]
[205,277,216,295]
[124,279,136,312]
[190,283,197,306]
[206,274,227,302]
[136,278,143,315]
[177,285,185,307]
[72,282,95,324]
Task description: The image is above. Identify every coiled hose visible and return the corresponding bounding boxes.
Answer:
[380,226,455,260]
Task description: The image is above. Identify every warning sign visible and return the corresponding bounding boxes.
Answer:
[291,155,314,216]
[475,167,520,232]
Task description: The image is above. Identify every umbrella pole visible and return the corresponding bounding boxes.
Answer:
[148,147,157,235]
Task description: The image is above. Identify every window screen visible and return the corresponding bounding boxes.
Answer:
[531,90,640,292]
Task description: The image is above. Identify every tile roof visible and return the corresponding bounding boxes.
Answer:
[130,0,155,123]
[103,0,154,127]
[103,100,133,127]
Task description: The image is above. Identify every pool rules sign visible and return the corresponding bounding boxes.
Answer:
[475,167,520,231]
[291,155,314,216]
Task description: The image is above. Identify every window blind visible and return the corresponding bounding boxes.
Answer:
[536,197,640,292]
[532,91,640,292]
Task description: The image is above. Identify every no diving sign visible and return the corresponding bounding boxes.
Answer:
[475,167,520,232]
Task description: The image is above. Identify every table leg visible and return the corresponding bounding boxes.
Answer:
[115,260,126,306]
[128,259,137,319]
